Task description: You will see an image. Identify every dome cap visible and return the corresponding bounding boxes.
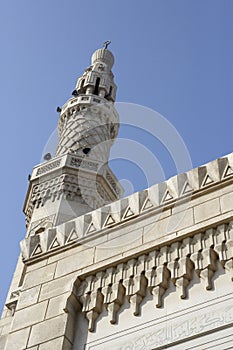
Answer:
[91,41,114,68]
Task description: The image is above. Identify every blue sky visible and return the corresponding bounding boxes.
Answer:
[0,0,232,312]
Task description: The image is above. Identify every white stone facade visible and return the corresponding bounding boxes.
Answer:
[0,47,232,350]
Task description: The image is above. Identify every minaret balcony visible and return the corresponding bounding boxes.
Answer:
[60,94,116,117]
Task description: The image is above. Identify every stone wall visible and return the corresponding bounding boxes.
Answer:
[0,152,233,349]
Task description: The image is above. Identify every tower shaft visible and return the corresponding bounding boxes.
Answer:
[23,46,123,231]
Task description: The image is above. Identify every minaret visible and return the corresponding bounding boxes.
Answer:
[23,43,123,234]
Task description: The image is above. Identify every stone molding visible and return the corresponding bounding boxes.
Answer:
[36,159,62,176]
[71,220,233,332]
[24,154,123,228]
[31,154,122,196]
[21,152,233,261]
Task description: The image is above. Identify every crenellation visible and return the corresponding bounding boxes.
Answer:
[19,153,233,264]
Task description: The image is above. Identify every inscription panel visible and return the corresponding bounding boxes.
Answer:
[70,157,98,171]
[36,159,61,175]
[85,296,233,350]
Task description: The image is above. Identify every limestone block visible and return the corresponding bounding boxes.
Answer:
[4,327,30,350]
[108,225,144,244]
[28,314,68,347]
[47,245,83,264]
[17,285,40,310]
[11,301,48,332]
[55,247,95,278]
[176,210,233,241]
[172,200,192,215]
[39,336,72,350]
[143,208,193,245]
[39,272,77,301]
[1,309,9,319]
[0,316,12,330]
[220,192,233,214]
[194,198,221,224]
[46,292,71,319]
[1,321,11,336]
[94,229,143,263]
[27,260,48,272]
[167,208,194,233]
[0,334,7,349]
[23,263,56,289]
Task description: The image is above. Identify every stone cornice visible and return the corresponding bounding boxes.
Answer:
[23,154,123,227]
[31,154,122,196]
[20,152,233,262]
[70,220,233,332]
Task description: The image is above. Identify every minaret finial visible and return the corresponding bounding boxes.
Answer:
[103,40,111,49]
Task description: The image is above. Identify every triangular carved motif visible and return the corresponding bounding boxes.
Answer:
[104,214,115,227]
[202,174,214,187]
[86,222,96,234]
[181,181,193,195]
[141,197,153,211]
[49,237,60,249]
[162,190,173,202]
[32,244,42,256]
[223,165,233,178]
[67,229,78,243]
[123,207,134,219]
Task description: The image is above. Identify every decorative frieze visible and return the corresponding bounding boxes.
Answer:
[70,157,98,171]
[114,299,233,350]
[25,154,123,227]
[36,159,61,176]
[31,174,81,208]
[21,152,233,260]
[74,221,233,332]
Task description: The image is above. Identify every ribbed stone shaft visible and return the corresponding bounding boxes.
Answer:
[55,47,119,161]
[55,98,119,162]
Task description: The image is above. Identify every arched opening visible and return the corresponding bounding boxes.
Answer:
[93,77,100,95]
[79,79,85,94]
